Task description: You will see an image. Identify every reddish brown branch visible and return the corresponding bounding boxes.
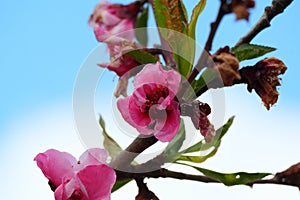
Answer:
[110,136,158,171]
[205,0,231,52]
[186,0,230,88]
[135,178,159,200]
[235,0,293,46]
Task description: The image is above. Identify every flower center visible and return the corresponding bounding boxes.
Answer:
[143,85,169,112]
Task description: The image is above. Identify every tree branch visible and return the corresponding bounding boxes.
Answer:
[186,0,230,88]
[110,136,158,171]
[235,0,293,46]
[205,0,231,52]
[117,167,300,189]
[135,178,159,200]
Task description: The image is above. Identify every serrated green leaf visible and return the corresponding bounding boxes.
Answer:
[111,179,133,193]
[179,164,271,186]
[135,6,149,46]
[177,117,234,163]
[163,119,186,162]
[231,44,276,61]
[99,116,123,160]
[125,49,158,64]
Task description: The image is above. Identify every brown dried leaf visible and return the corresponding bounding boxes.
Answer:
[240,57,287,110]
[233,4,249,21]
[213,46,241,86]
[231,0,255,21]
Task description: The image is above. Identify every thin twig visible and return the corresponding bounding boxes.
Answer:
[117,168,300,189]
[235,0,293,46]
[135,178,159,200]
[205,0,231,52]
[186,0,230,87]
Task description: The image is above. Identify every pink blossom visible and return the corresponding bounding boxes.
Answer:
[34,148,116,200]
[117,62,181,142]
[89,1,141,42]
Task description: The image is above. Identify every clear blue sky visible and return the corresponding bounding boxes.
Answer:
[1,0,300,199]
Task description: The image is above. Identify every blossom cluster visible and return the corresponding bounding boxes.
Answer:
[34,0,290,199]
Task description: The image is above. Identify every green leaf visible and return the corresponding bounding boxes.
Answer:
[179,0,188,21]
[153,0,193,77]
[163,119,186,162]
[182,116,234,153]
[187,68,219,99]
[181,164,271,186]
[182,0,206,78]
[231,44,276,61]
[99,117,135,192]
[188,0,206,40]
[153,0,187,33]
[124,49,158,64]
[177,146,218,163]
[135,6,149,46]
[112,179,133,193]
[99,116,123,160]
[177,117,235,163]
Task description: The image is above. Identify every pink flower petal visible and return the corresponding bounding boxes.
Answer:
[77,165,116,200]
[134,62,181,97]
[54,177,83,200]
[128,97,151,126]
[101,10,121,26]
[117,96,153,135]
[117,96,136,127]
[34,149,77,187]
[154,102,180,142]
[54,182,64,200]
[110,19,134,41]
[118,96,151,127]
[94,24,111,42]
[77,148,108,170]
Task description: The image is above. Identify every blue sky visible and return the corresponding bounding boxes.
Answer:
[1,0,300,199]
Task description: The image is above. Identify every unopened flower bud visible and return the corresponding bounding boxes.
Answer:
[181,101,216,142]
